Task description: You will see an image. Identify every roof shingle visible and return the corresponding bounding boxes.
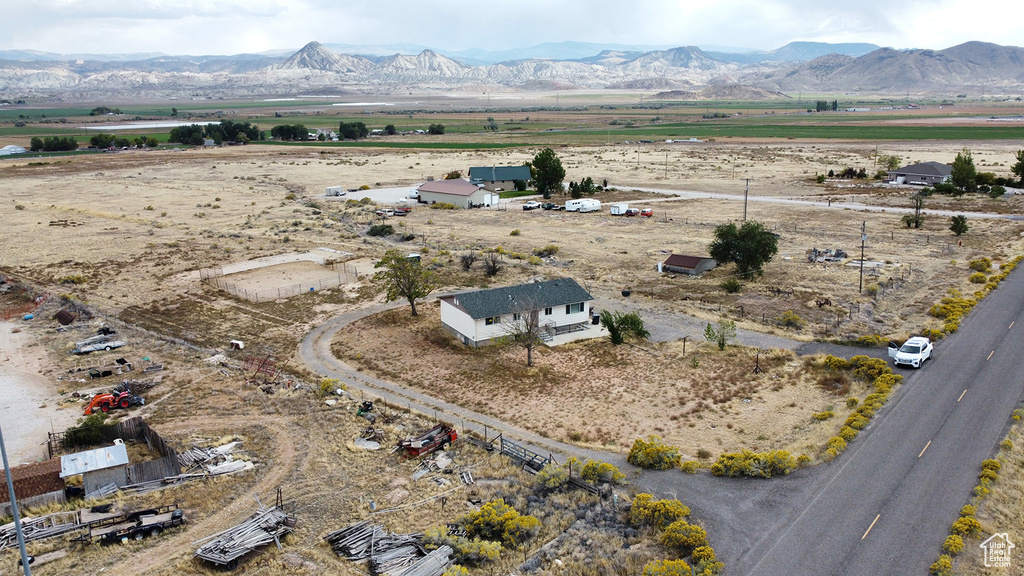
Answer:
[443,278,593,319]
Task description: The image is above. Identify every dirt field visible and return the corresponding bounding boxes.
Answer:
[3,135,1024,574]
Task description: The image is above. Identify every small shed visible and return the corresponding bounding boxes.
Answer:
[60,441,129,499]
[0,458,66,517]
[660,254,717,275]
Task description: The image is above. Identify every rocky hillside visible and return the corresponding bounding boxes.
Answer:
[0,40,1021,99]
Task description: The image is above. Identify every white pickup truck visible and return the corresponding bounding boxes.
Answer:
[887,336,933,368]
[73,336,126,355]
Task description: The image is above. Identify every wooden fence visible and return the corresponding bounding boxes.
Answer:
[48,417,181,485]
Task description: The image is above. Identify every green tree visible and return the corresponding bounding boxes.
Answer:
[485,117,498,131]
[29,137,43,151]
[428,123,445,135]
[704,319,736,351]
[531,147,565,199]
[338,121,369,139]
[384,123,397,135]
[949,215,969,236]
[950,148,977,195]
[371,249,438,316]
[1011,150,1024,185]
[878,154,902,172]
[600,310,650,345]
[90,134,116,148]
[708,220,779,278]
[500,303,544,367]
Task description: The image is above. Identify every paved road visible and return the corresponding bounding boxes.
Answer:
[738,266,1024,575]
[298,266,1024,575]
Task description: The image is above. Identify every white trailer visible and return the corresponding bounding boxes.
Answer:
[566,198,601,213]
[609,203,628,215]
[325,186,346,196]
[565,198,601,212]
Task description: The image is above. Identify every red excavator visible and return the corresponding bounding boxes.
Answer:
[83,391,145,415]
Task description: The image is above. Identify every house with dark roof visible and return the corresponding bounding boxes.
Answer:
[468,165,532,192]
[888,161,952,186]
[439,278,594,347]
[416,179,497,208]
[659,254,717,275]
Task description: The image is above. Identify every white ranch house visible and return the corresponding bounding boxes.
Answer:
[439,278,594,347]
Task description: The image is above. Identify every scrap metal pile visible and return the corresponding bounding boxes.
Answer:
[194,505,295,569]
[324,520,453,576]
[0,512,81,549]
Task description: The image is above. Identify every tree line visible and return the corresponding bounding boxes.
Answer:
[29,136,78,152]
[89,134,159,149]
[169,121,263,145]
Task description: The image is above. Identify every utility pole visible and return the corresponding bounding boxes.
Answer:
[859,221,867,294]
[743,178,750,221]
[1,422,32,575]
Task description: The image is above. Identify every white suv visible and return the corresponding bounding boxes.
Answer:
[888,336,933,368]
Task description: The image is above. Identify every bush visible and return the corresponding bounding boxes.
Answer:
[720,278,742,293]
[855,334,884,347]
[990,185,1006,198]
[691,546,725,576]
[460,499,540,547]
[367,224,394,236]
[969,272,987,283]
[643,560,691,576]
[929,555,953,576]
[838,426,859,442]
[710,450,796,478]
[534,463,568,490]
[572,458,626,485]
[509,229,521,236]
[942,535,964,555]
[1001,439,1013,451]
[826,436,847,455]
[442,566,470,576]
[429,202,458,210]
[824,355,851,371]
[628,436,681,470]
[779,309,803,329]
[602,310,650,345]
[533,245,559,258]
[660,520,708,554]
[681,460,699,474]
[969,257,992,272]
[59,275,88,285]
[846,397,859,408]
[797,454,811,467]
[950,516,981,537]
[979,468,999,482]
[849,355,890,382]
[459,252,478,271]
[812,411,834,421]
[629,494,691,529]
[960,505,976,517]
[981,459,1001,473]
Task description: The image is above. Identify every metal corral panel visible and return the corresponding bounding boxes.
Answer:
[60,443,129,478]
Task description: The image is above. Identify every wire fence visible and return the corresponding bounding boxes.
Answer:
[201,262,359,303]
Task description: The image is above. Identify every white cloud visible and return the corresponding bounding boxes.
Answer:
[0,0,1020,55]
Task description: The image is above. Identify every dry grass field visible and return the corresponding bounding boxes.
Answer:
[3,134,1024,574]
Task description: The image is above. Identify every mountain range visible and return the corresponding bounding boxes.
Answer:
[0,40,1021,100]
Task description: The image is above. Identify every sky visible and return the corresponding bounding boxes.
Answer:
[2,0,1020,56]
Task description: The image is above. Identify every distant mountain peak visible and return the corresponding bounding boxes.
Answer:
[276,41,345,71]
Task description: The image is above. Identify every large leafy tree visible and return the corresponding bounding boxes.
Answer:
[338,121,368,139]
[708,220,779,278]
[1011,149,1024,185]
[371,249,438,316]
[531,148,565,199]
[949,148,977,195]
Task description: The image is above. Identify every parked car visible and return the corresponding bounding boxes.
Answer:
[888,336,933,368]
[624,208,640,216]
[375,208,394,217]
[523,201,542,211]
[542,203,556,210]
[640,208,653,217]
[394,207,411,216]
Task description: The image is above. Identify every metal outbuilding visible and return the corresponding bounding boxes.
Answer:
[60,441,130,498]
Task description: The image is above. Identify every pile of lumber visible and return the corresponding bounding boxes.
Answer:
[178,441,241,472]
[0,512,82,549]
[194,506,294,567]
[324,521,453,576]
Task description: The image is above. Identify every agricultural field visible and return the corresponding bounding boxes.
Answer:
[2,97,1024,574]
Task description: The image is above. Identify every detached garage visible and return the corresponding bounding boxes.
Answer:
[416,179,496,209]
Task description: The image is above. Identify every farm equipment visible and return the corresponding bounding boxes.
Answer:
[397,423,457,458]
[83,390,145,415]
[89,505,185,545]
